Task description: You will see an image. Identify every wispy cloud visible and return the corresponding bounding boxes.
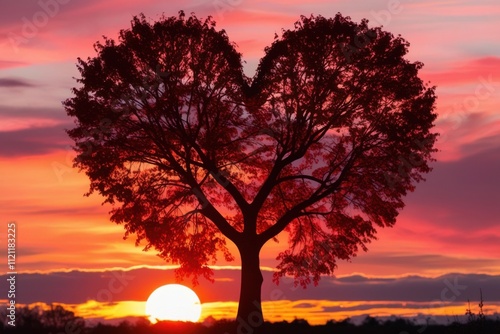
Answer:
[3,267,500,305]
[3,267,499,325]
[423,57,500,87]
[0,77,34,87]
[0,124,70,156]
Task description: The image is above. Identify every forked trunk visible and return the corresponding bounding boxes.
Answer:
[234,242,267,334]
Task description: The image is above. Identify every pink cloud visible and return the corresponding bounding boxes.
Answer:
[417,57,500,162]
[380,145,500,258]
[422,57,500,87]
[408,2,500,16]
[0,117,62,132]
[435,112,500,161]
[0,60,28,69]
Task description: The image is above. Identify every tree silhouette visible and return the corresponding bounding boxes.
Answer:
[42,304,85,333]
[10,305,43,330]
[0,304,84,333]
[64,11,437,333]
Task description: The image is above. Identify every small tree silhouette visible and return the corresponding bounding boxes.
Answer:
[466,289,487,333]
[13,305,44,330]
[42,304,85,333]
[64,11,437,332]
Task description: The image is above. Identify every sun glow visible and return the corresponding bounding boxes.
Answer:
[145,284,202,323]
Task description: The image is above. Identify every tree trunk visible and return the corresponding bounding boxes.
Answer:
[234,242,267,334]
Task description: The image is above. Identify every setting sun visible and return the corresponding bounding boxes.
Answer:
[145,284,202,323]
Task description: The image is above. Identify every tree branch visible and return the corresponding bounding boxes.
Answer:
[258,147,360,244]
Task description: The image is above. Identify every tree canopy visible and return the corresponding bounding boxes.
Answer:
[64,11,437,290]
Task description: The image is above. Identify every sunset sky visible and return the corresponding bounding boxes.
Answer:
[1,0,499,326]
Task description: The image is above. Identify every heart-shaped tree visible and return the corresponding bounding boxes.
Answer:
[64,11,437,333]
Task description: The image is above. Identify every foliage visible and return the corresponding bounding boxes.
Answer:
[64,11,439,328]
[64,11,437,288]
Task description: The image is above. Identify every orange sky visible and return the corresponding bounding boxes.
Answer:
[1,0,500,325]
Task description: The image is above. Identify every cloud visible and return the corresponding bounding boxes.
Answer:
[423,57,500,87]
[0,105,65,118]
[0,124,70,156]
[435,112,500,161]
[2,267,499,307]
[425,56,500,163]
[272,273,500,304]
[357,141,500,265]
[402,143,500,233]
[346,253,500,275]
[0,77,34,87]
[0,60,28,69]
[0,105,69,132]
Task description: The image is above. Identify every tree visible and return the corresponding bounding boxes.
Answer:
[3,305,43,330]
[64,11,437,333]
[42,304,85,333]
